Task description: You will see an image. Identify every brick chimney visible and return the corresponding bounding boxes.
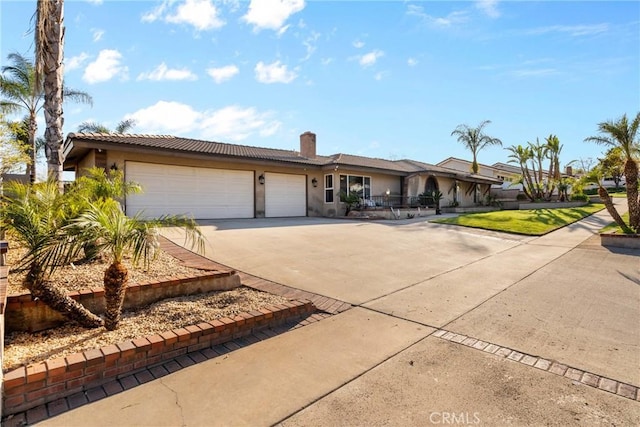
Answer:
[300,131,316,159]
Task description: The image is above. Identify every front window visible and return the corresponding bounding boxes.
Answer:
[339,174,371,199]
[324,174,334,203]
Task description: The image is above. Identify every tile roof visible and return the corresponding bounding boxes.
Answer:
[64,133,502,183]
[65,132,330,166]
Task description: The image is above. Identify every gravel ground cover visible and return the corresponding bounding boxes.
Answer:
[3,238,289,371]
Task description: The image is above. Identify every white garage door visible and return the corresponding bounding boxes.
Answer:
[265,173,306,217]
[125,162,254,219]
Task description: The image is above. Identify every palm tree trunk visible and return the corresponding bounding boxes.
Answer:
[26,269,104,328]
[38,0,65,189]
[471,153,479,174]
[624,159,639,231]
[598,186,632,233]
[28,112,38,183]
[527,162,539,200]
[104,261,128,331]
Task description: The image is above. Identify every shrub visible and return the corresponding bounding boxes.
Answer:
[571,193,589,202]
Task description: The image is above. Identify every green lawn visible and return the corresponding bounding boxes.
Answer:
[600,212,632,234]
[432,204,605,236]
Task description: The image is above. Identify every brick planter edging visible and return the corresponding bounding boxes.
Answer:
[5,270,241,333]
[2,299,315,416]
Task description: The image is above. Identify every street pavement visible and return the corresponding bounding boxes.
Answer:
[41,201,639,426]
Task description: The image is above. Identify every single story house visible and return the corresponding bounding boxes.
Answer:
[437,157,523,188]
[63,132,501,219]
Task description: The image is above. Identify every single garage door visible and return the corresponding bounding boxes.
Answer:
[265,172,306,217]
[125,162,254,219]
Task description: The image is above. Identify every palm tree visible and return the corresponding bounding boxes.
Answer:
[506,144,535,201]
[582,167,632,233]
[544,135,563,200]
[77,118,136,134]
[0,114,31,175]
[72,166,141,203]
[584,112,640,232]
[0,180,104,327]
[69,199,204,330]
[0,52,92,183]
[451,120,502,174]
[545,134,563,181]
[71,167,142,260]
[35,0,65,187]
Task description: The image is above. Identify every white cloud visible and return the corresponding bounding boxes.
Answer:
[525,24,609,37]
[510,68,560,78]
[353,39,365,48]
[407,57,418,67]
[86,0,103,5]
[321,57,334,66]
[200,106,280,140]
[407,5,469,28]
[207,65,239,83]
[301,31,320,61]
[126,101,201,135]
[66,52,90,71]
[141,2,168,23]
[142,0,224,31]
[254,61,298,83]
[126,101,281,141]
[83,49,128,84]
[243,0,305,33]
[475,0,501,18]
[276,25,290,37]
[259,121,281,137]
[137,63,198,81]
[359,50,384,67]
[374,72,387,81]
[91,28,104,42]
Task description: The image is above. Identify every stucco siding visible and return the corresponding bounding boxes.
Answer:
[76,149,325,218]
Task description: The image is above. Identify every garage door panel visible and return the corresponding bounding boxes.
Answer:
[265,173,306,217]
[126,162,254,219]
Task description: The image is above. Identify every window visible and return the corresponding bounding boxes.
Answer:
[339,174,371,200]
[324,174,334,203]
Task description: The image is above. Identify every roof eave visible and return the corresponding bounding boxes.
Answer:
[64,136,328,169]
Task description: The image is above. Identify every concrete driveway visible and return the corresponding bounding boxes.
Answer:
[43,205,640,426]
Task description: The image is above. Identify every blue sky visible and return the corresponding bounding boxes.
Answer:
[1,0,639,170]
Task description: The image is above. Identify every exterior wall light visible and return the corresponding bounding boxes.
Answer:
[258,174,265,185]
[312,177,318,187]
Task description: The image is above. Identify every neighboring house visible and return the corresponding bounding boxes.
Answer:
[63,132,501,220]
[437,157,519,187]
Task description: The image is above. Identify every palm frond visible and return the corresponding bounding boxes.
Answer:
[115,118,136,134]
[62,86,93,107]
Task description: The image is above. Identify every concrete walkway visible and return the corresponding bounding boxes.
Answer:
[38,203,639,426]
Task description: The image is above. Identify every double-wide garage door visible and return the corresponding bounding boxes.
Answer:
[125,163,307,219]
[125,162,254,219]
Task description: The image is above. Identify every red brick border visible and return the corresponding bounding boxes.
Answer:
[3,300,315,416]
